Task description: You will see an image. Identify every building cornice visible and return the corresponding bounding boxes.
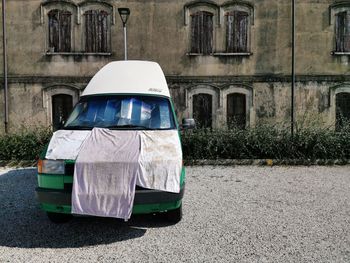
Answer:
[1,74,350,85]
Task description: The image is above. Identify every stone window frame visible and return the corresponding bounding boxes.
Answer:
[41,0,78,54]
[184,1,220,56]
[329,2,350,55]
[78,1,115,54]
[185,85,220,128]
[42,84,81,128]
[214,1,254,56]
[40,0,114,56]
[221,85,254,128]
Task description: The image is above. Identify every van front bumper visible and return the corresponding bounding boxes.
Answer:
[35,184,185,213]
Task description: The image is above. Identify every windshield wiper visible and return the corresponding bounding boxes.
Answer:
[63,125,93,130]
[106,124,153,130]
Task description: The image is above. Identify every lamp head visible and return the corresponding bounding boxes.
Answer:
[118,8,130,25]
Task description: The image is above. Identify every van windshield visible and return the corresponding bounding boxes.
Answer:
[64,95,176,130]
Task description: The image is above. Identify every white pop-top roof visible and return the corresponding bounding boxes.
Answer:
[82,61,170,98]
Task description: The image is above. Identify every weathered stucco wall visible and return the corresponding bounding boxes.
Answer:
[0,0,348,76]
[0,79,340,133]
[0,0,349,133]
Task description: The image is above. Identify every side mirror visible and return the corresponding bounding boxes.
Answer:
[181,118,195,130]
[58,117,66,130]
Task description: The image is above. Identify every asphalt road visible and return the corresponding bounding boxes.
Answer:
[0,166,350,262]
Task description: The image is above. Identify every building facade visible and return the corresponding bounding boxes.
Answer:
[0,0,349,133]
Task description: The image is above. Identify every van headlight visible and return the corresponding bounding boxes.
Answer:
[38,159,65,175]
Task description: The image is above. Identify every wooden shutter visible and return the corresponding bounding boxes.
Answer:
[233,11,248,52]
[191,12,200,53]
[193,93,212,128]
[190,11,213,54]
[99,11,108,52]
[227,93,246,129]
[85,10,109,53]
[226,13,235,52]
[48,10,59,52]
[336,11,346,52]
[52,94,73,131]
[48,10,71,52]
[203,12,213,55]
[59,11,71,52]
[336,92,350,130]
[345,12,350,52]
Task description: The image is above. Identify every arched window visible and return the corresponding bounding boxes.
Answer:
[227,93,246,129]
[84,10,110,53]
[226,11,249,53]
[193,93,212,128]
[52,94,73,130]
[336,92,350,130]
[191,11,214,55]
[48,9,72,52]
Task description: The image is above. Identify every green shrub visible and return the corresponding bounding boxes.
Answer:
[181,124,350,160]
[0,126,52,160]
[2,124,350,161]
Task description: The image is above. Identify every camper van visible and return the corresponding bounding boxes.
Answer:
[36,61,193,223]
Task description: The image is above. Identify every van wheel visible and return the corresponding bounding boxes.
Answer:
[164,204,182,223]
[47,212,72,224]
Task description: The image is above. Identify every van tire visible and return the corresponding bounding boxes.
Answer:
[164,204,182,223]
[47,212,72,224]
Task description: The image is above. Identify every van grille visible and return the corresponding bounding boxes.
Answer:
[65,163,75,176]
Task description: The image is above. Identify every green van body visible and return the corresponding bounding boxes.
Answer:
[36,95,185,218]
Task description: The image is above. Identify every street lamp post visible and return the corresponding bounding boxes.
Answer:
[118,8,130,61]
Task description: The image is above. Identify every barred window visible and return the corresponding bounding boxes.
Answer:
[190,11,213,55]
[48,9,71,52]
[335,11,350,52]
[227,93,246,129]
[84,10,110,53]
[226,11,249,53]
[193,93,212,128]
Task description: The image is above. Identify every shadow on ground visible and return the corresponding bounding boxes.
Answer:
[0,168,173,249]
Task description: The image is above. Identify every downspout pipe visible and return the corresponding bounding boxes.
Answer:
[291,0,296,137]
[2,0,8,133]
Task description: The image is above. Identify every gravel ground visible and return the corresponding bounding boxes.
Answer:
[1,166,350,262]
